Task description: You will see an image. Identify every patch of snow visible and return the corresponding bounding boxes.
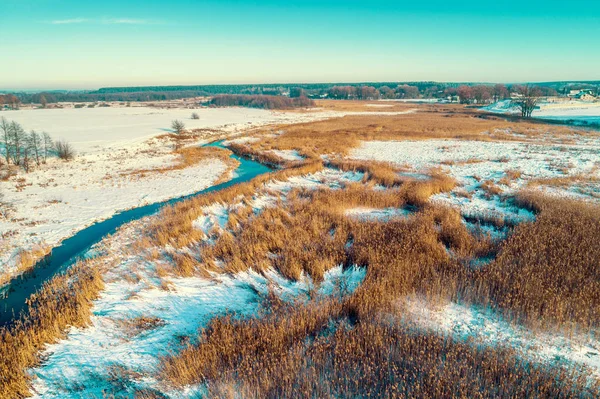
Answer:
[403,297,600,377]
[192,203,230,237]
[268,149,304,161]
[0,156,228,279]
[222,136,261,146]
[344,207,412,221]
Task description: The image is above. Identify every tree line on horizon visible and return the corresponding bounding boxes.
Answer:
[320,83,559,104]
[2,81,597,106]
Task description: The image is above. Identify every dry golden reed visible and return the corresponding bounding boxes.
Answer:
[0,260,104,398]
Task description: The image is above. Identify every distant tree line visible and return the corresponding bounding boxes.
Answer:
[209,95,314,109]
[0,95,21,110]
[2,81,597,107]
[0,117,74,173]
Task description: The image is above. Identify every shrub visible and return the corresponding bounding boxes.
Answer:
[191,112,199,120]
[171,120,186,134]
[54,139,75,160]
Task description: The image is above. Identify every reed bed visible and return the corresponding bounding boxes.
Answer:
[470,192,600,331]
[158,171,599,397]
[0,260,105,398]
[237,107,583,160]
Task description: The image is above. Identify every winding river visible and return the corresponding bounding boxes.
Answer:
[0,141,272,326]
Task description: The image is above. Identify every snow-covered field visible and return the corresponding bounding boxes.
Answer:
[351,138,600,222]
[2,106,335,153]
[484,100,600,125]
[0,106,344,282]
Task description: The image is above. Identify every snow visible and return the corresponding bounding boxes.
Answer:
[0,151,228,279]
[268,149,304,161]
[351,139,600,220]
[344,207,412,221]
[1,106,333,153]
[365,103,395,108]
[403,297,600,377]
[191,203,231,238]
[535,103,600,126]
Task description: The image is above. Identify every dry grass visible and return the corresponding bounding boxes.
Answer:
[228,142,294,168]
[0,260,105,398]
[314,99,420,113]
[238,106,583,160]
[156,169,600,397]
[328,159,405,187]
[480,180,504,198]
[147,161,324,250]
[528,173,600,189]
[161,282,596,399]
[118,316,166,337]
[471,192,600,331]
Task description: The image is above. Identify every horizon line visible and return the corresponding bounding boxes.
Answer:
[2,79,600,93]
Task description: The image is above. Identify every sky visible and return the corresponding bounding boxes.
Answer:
[1,0,599,90]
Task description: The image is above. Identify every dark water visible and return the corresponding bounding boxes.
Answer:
[0,140,271,326]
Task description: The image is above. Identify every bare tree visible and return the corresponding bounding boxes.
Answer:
[55,139,75,161]
[8,121,26,165]
[0,117,11,164]
[42,132,53,163]
[171,120,186,134]
[22,142,31,172]
[29,130,42,166]
[40,95,48,108]
[514,85,541,118]
[191,112,199,120]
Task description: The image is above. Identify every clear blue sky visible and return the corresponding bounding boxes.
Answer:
[1,0,599,89]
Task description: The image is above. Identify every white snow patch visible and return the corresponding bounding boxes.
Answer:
[344,207,412,221]
[0,156,228,278]
[192,203,231,237]
[29,252,364,398]
[268,149,304,161]
[404,297,600,377]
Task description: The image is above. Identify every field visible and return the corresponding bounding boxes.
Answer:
[0,104,353,283]
[0,101,599,398]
